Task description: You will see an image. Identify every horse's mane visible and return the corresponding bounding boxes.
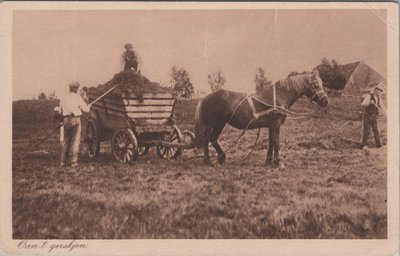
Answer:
[275,73,311,92]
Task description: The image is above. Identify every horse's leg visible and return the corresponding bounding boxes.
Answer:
[210,123,226,165]
[266,126,274,165]
[272,119,285,169]
[203,139,211,164]
[203,126,213,165]
[203,126,211,164]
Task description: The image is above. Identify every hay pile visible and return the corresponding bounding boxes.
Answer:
[87,71,172,101]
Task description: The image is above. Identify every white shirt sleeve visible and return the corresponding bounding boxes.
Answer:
[360,93,371,107]
[59,100,63,114]
[136,51,143,70]
[79,96,91,113]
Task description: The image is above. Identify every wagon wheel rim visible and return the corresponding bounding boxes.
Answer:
[183,130,195,147]
[86,121,100,158]
[111,129,138,163]
[156,126,183,159]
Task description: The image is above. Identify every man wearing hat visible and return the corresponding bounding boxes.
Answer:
[59,82,92,167]
[360,82,385,149]
[122,43,142,72]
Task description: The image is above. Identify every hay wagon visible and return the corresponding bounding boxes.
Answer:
[84,89,194,163]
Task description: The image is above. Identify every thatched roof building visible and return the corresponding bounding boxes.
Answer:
[339,61,386,96]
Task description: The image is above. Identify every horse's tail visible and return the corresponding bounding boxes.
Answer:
[194,99,207,148]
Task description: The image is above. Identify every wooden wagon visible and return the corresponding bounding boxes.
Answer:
[84,89,194,163]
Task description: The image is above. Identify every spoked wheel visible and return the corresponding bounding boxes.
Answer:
[85,120,100,158]
[156,126,183,159]
[137,146,149,156]
[111,129,138,163]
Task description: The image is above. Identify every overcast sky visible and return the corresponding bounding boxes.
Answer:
[12,9,387,100]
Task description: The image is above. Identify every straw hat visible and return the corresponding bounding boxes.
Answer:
[373,82,385,92]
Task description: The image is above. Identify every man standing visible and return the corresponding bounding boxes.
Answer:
[59,82,91,167]
[122,43,142,72]
[360,82,385,149]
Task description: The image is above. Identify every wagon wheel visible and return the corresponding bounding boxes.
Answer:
[85,120,100,158]
[111,129,138,163]
[156,126,183,159]
[138,146,149,156]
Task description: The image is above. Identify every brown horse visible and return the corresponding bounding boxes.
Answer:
[194,71,329,168]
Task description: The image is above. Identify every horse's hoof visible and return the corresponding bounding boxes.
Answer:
[266,159,273,166]
[218,154,226,165]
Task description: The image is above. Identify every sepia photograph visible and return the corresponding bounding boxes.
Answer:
[0,1,399,256]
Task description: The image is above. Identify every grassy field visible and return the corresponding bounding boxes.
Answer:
[12,95,387,239]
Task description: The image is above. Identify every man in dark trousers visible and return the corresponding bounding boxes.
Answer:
[122,43,142,72]
[360,82,386,150]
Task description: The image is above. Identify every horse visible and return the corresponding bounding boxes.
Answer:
[194,71,329,168]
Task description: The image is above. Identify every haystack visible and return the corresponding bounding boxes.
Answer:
[87,71,172,101]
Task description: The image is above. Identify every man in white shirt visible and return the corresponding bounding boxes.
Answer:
[59,82,91,167]
[360,82,385,149]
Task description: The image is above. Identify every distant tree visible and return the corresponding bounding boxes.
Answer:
[208,71,226,92]
[38,92,47,100]
[195,90,206,98]
[255,68,273,92]
[170,66,194,98]
[331,58,339,68]
[314,57,347,90]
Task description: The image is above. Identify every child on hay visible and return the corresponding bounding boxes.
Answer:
[122,43,142,72]
[360,82,386,150]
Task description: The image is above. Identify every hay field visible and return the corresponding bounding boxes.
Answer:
[12,96,387,239]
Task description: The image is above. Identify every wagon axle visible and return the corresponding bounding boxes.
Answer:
[84,120,195,163]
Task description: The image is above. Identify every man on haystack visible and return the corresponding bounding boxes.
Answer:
[360,82,386,150]
[122,43,142,72]
[58,82,92,168]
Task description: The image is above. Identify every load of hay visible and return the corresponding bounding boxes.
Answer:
[87,71,173,101]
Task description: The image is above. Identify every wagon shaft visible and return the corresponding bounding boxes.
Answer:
[137,131,169,142]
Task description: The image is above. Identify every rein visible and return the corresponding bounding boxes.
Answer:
[210,81,323,145]
[209,95,256,152]
[208,75,326,160]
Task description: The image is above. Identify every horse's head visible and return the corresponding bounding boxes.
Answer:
[306,71,329,108]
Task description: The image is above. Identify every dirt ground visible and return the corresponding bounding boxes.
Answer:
[12,96,387,239]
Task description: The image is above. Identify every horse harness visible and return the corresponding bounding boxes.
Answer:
[246,92,279,121]
[243,74,326,121]
[210,73,324,156]
[308,73,329,105]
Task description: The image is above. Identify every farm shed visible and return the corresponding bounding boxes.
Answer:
[339,61,387,96]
